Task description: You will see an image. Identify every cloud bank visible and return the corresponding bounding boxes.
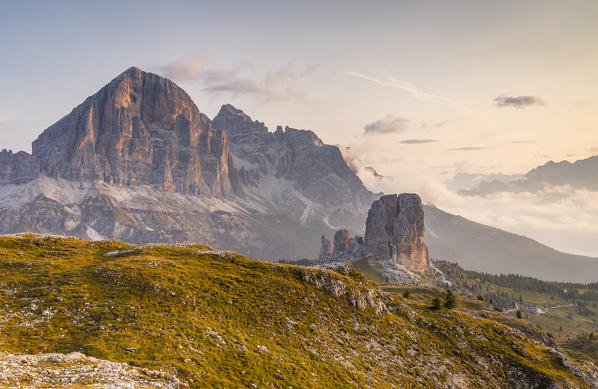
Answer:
[400,139,438,144]
[364,114,410,134]
[494,95,546,108]
[446,146,487,151]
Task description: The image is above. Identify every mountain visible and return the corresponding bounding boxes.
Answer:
[212,103,376,232]
[1,66,595,283]
[0,234,596,388]
[0,67,375,260]
[27,67,239,196]
[460,155,598,195]
[424,204,598,282]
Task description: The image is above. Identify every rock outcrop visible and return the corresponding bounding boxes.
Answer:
[317,229,369,263]
[317,194,430,274]
[0,150,40,185]
[319,235,333,259]
[333,229,350,254]
[365,193,429,271]
[0,351,179,388]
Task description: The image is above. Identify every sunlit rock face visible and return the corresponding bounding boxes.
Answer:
[365,193,429,272]
[31,67,240,197]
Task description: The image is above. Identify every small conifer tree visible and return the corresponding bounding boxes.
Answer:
[444,290,457,309]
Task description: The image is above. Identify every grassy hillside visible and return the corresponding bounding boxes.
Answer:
[435,259,598,368]
[0,234,596,388]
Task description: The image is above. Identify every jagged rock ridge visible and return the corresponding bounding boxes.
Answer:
[0,149,40,185]
[318,229,368,263]
[213,103,376,230]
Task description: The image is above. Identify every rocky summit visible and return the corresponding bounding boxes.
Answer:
[212,103,376,231]
[29,67,240,197]
[365,193,429,272]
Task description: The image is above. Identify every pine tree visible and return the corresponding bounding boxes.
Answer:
[432,296,442,310]
[444,290,457,309]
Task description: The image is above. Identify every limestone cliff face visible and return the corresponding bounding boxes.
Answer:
[319,235,333,259]
[213,104,376,229]
[0,150,40,185]
[365,194,429,271]
[30,67,240,197]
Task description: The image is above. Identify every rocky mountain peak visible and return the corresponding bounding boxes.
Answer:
[27,67,239,197]
[213,104,269,144]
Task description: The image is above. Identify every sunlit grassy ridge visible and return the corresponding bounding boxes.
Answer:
[0,234,595,388]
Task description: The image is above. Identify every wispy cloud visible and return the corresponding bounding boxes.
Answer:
[446,146,487,151]
[346,71,455,105]
[158,57,318,103]
[494,95,546,108]
[364,166,384,178]
[346,70,497,129]
[339,146,387,182]
[400,139,438,144]
[203,63,318,102]
[158,55,208,81]
[364,114,410,135]
[511,140,536,144]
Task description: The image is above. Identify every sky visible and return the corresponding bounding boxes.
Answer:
[1,1,597,255]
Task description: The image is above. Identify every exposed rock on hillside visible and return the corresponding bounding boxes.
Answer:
[0,351,179,388]
[365,193,429,272]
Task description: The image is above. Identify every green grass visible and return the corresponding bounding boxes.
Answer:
[0,234,593,388]
[352,256,386,284]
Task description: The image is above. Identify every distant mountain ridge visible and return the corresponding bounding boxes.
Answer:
[460,155,598,196]
[424,204,598,283]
